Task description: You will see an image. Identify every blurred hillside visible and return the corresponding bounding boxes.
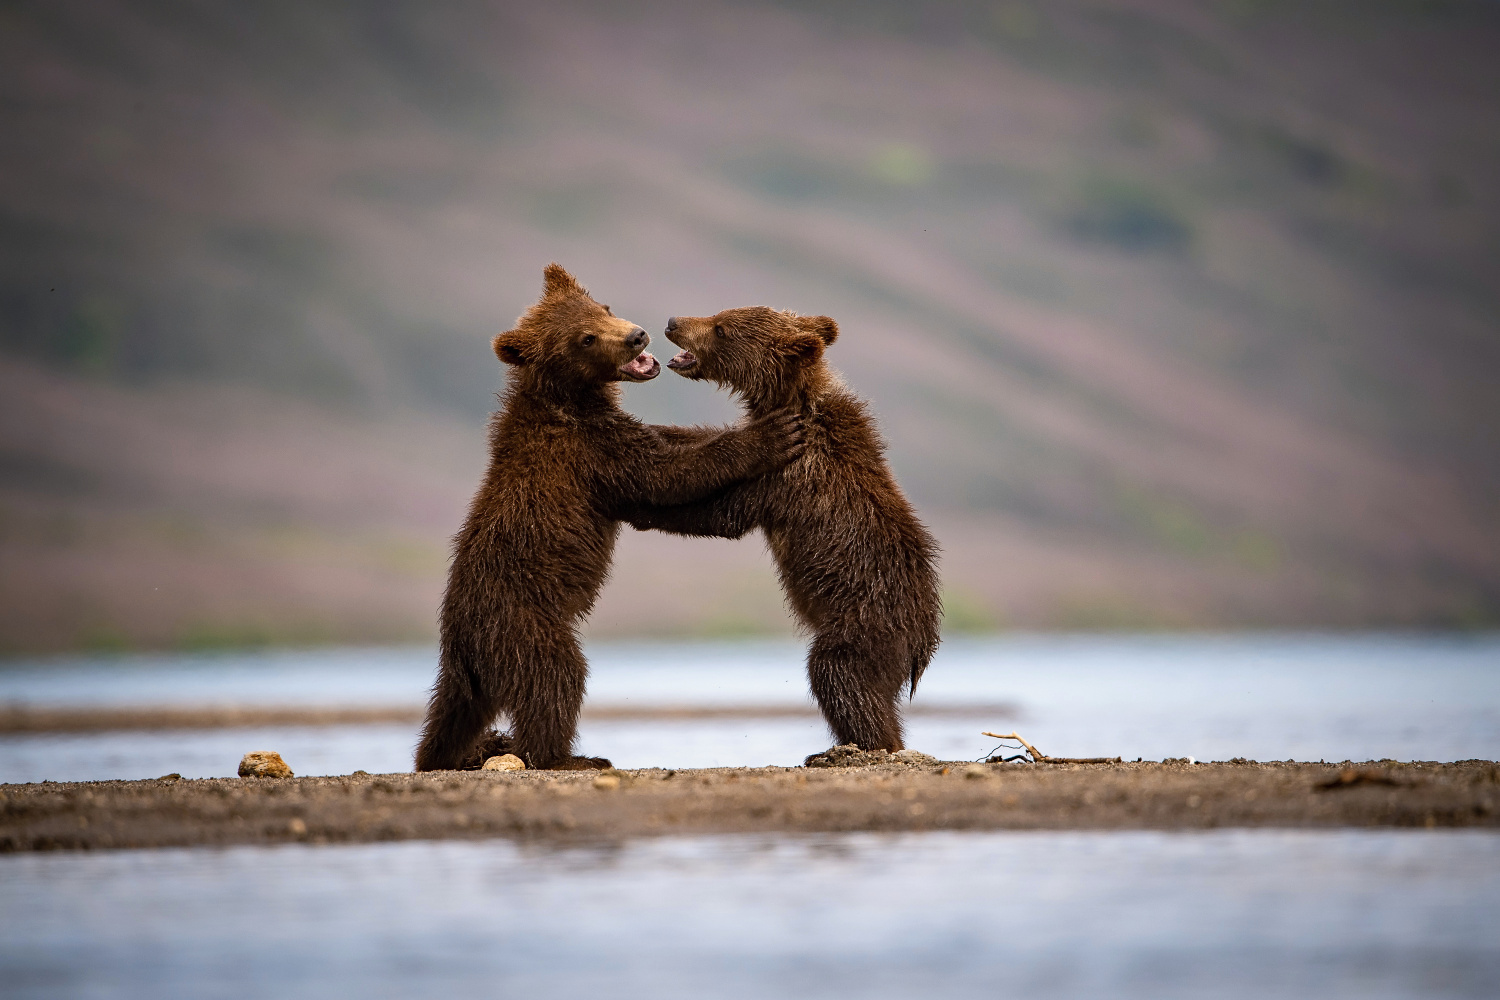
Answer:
[2,0,1498,652]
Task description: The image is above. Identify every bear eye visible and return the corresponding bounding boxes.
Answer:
[713,324,725,338]
[581,334,596,347]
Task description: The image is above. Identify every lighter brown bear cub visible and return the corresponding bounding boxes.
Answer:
[415,269,804,772]
[628,307,941,754]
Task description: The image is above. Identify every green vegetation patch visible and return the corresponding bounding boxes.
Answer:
[1062,175,1193,252]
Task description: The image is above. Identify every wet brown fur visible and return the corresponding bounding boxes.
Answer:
[415,271,804,771]
[627,307,941,752]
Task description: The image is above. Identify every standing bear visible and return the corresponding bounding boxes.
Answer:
[627,307,941,754]
[415,269,805,771]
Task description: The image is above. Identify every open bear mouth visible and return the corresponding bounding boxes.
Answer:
[618,352,660,381]
[666,350,697,372]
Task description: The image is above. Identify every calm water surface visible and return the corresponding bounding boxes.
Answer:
[2,830,1497,999]
[1,634,1497,781]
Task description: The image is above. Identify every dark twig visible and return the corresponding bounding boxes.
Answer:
[980,731,1123,765]
[976,736,1030,763]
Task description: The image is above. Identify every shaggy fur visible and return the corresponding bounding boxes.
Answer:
[415,270,805,772]
[627,307,941,752]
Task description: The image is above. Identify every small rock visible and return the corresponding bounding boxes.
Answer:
[238,751,293,778]
[157,773,182,781]
[351,770,369,776]
[892,749,939,765]
[592,774,621,790]
[482,754,526,772]
[287,817,307,835]
[963,766,989,780]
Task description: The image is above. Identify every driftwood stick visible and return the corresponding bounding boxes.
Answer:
[982,731,1045,761]
[981,731,1122,765]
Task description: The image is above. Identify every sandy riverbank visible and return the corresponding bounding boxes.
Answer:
[3,760,1497,852]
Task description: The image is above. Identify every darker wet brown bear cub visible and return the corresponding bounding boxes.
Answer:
[627,307,941,754]
[415,269,805,772]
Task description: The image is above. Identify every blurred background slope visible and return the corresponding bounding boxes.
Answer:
[1,0,1497,654]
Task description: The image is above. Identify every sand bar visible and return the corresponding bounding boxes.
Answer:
[3,760,1496,852]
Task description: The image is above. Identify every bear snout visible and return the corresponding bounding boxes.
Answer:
[626,326,649,351]
[664,316,679,333]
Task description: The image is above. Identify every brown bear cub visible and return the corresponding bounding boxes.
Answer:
[415,269,805,772]
[627,307,941,754]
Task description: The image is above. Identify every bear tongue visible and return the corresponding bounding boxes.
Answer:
[667,350,697,370]
[620,352,658,379]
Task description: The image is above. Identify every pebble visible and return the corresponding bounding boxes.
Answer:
[963,766,989,780]
[592,774,621,790]
[481,754,526,772]
[238,751,294,778]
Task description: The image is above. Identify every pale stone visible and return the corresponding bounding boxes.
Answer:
[592,774,621,790]
[963,765,989,780]
[238,751,293,778]
[482,754,526,772]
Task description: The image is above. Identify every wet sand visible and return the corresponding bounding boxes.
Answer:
[3,759,1496,852]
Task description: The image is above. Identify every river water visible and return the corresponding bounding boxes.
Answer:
[3,830,1497,999]
[1,633,1497,781]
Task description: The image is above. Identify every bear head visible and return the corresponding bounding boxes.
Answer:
[492,264,660,384]
[661,306,838,402]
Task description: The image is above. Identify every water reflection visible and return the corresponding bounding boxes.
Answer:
[2,830,1496,999]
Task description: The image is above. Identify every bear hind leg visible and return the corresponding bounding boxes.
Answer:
[806,631,908,752]
[505,635,608,770]
[414,655,505,772]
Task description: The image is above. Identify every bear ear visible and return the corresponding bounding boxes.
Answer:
[797,315,839,346]
[492,329,530,366]
[789,331,825,366]
[543,263,582,298]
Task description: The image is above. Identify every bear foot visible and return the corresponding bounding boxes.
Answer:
[458,732,611,771]
[458,729,514,770]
